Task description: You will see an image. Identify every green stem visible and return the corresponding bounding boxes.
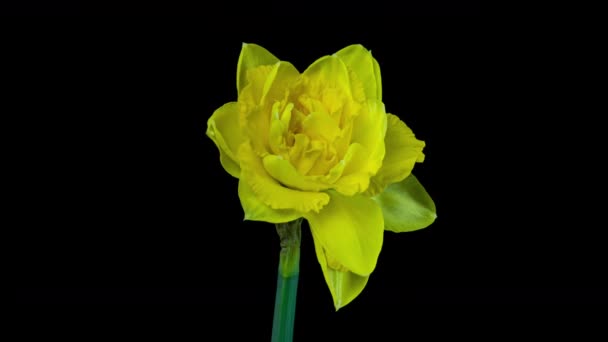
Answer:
[272,219,302,342]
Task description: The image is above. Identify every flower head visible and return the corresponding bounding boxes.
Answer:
[207,43,436,309]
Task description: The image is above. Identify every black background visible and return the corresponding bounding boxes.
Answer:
[5,1,479,15]
[16,14,607,339]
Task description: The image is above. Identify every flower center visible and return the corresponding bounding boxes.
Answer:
[267,83,360,177]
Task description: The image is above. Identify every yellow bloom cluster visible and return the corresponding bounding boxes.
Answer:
[208,43,435,309]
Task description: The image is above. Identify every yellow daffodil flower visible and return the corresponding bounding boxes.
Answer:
[207,43,436,310]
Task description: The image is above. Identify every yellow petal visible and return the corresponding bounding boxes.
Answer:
[238,141,330,213]
[288,133,309,168]
[293,137,323,176]
[238,178,302,223]
[311,236,369,310]
[238,64,275,156]
[263,154,330,192]
[332,143,369,195]
[333,101,387,194]
[367,114,425,196]
[206,102,244,178]
[304,191,384,276]
[240,65,274,106]
[268,102,292,156]
[371,52,382,100]
[240,105,271,157]
[237,43,279,96]
[261,61,300,105]
[240,62,300,156]
[335,44,379,101]
[321,88,346,117]
[350,100,387,173]
[301,111,341,143]
[307,148,338,177]
[333,107,356,158]
[302,55,352,99]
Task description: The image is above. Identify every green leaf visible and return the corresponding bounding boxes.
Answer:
[373,174,436,232]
